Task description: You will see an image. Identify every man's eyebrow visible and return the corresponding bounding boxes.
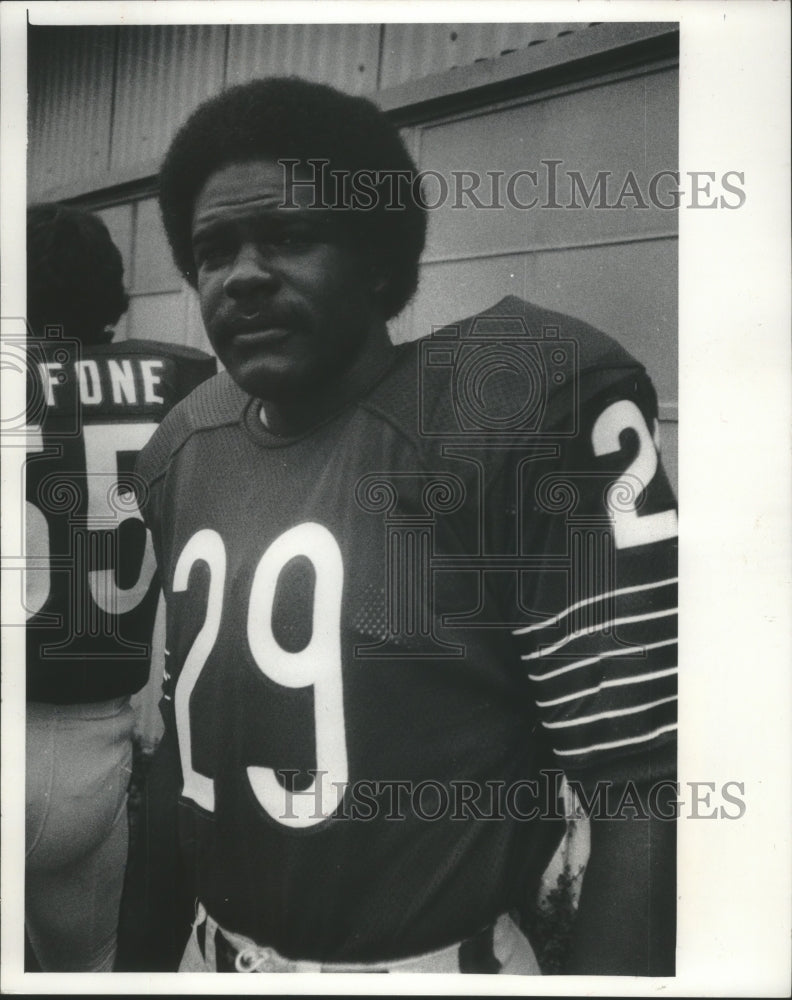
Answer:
[190,207,339,247]
[192,207,336,238]
[276,210,337,229]
[191,217,234,242]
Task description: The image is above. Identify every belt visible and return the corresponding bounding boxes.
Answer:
[193,902,522,974]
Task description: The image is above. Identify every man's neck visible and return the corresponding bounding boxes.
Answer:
[259,321,394,437]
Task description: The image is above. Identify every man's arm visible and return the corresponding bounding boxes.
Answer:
[565,782,676,976]
[506,364,679,974]
[116,725,194,971]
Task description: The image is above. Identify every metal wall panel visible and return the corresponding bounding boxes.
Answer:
[416,68,678,261]
[133,197,183,294]
[28,27,115,198]
[110,25,227,174]
[126,291,189,346]
[120,286,213,352]
[405,241,676,392]
[379,23,590,90]
[226,23,380,94]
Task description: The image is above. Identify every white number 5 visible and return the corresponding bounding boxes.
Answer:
[84,422,158,613]
[591,399,677,550]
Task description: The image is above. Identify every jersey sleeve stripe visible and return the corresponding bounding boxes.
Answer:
[519,607,677,661]
[527,636,678,682]
[511,576,678,636]
[534,665,678,708]
[551,722,678,757]
[544,690,677,760]
[541,694,677,728]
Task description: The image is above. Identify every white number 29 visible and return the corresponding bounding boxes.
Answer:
[591,399,677,550]
[173,522,347,829]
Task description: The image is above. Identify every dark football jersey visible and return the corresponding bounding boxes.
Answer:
[25,337,216,703]
[136,296,677,962]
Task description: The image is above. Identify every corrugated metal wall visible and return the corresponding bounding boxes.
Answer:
[27,27,116,194]
[226,24,381,92]
[28,22,600,202]
[110,25,227,175]
[379,22,586,89]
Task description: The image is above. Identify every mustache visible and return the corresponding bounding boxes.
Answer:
[224,302,304,329]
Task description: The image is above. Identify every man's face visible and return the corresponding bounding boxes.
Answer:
[191,159,383,401]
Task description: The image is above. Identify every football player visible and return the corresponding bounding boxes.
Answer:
[131,77,677,975]
[24,204,216,970]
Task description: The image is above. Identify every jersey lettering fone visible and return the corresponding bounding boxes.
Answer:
[26,337,216,703]
[136,296,678,962]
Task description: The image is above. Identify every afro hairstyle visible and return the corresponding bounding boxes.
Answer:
[158,76,427,320]
[27,203,129,343]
